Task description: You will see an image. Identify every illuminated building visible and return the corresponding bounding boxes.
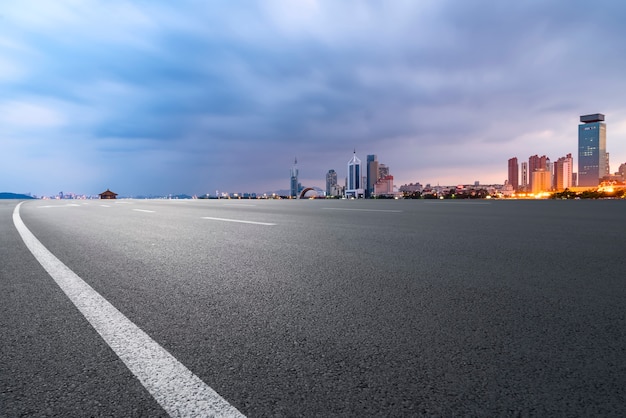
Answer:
[618,163,626,181]
[578,113,607,187]
[521,162,528,191]
[553,153,573,191]
[528,155,549,191]
[531,169,551,194]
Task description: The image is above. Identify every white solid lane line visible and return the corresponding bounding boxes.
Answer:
[201,216,275,225]
[12,203,245,418]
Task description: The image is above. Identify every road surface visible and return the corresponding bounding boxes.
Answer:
[1,198,625,416]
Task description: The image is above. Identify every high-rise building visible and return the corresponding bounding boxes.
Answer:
[553,153,573,191]
[531,169,551,194]
[578,113,607,187]
[366,155,379,198]
[508,157,519,191]
[346,150,363,198]
[378,164,390,179]
[521,162,528,191]
[528,155,549,191]
[326,169,338,196]
[290,157,299,198]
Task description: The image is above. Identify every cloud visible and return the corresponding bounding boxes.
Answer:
[1,0,626,196]
[0,100,65,128]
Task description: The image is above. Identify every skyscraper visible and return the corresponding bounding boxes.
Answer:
[366,155,379,198]
[578,113,607,187]
[326,169,337,196]
[290,157,299,198]
[521,162,528,191]
[346,150,363,198]
[508,157,519,191]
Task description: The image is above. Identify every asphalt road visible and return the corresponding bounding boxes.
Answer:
[1,198,625,417]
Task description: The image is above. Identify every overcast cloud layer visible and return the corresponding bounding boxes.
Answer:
[2,0,626,196]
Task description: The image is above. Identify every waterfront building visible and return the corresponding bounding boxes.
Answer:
[553,153,573,191]
[578,113,607,187]
[618,163,626,181]
[531,169,551,194]
[326,169,338,196]
[508,157,519,191]
[366,155,379,198]
[346,151,364,198]
[528,155,549,191]
[521,162,528,191]
[290,157,299,198]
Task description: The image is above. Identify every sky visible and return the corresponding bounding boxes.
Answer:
[2,0,626,197]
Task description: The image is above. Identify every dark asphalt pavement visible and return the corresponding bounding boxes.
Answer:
[1,198,625,416]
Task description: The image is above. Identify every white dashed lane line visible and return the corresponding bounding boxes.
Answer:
[201,216,276,226]
[132,209,156,213]
[321,207,402,213]
[37,204,81,208]
[12,202,245,418]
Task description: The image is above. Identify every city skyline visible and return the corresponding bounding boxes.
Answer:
[2,1,626,197]
[504,113,625,195]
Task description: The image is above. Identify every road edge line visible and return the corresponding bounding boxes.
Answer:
[12,202,245,418]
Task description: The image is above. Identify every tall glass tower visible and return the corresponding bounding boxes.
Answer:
[290,157,299,198]
[366,155,378,198]
[578,113,606,187]
[346,150,363,198]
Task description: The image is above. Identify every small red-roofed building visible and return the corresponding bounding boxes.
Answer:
[99,189,118,199]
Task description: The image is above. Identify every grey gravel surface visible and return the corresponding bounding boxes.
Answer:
[2,198,625,417]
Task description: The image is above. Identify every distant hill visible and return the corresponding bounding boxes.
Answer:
[0,192,35,199]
